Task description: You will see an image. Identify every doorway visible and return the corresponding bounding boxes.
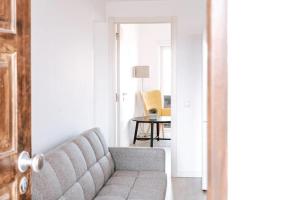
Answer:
[114,22,174,148]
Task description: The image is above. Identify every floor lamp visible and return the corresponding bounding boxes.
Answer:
[132,66,150,137]
[132,66,150,92]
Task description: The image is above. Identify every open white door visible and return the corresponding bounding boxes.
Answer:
[116,24,139,147]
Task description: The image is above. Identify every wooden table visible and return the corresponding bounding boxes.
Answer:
[132,116,171,147]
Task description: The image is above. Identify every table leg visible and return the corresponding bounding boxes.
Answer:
[150,122,154,147]
[157,123,160,141]
[133,122,139,144]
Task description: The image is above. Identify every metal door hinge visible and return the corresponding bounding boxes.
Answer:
[116,32,120,40]
[115,93,119,102]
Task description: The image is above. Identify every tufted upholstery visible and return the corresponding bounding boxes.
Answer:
[32,128,167,200]
[33,128,114,200]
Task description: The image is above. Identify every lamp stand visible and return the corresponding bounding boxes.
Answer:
[140,77,149,138]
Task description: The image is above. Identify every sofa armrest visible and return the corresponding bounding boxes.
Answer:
[109,147,165,172]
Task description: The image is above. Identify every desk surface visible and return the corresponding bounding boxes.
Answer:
[132,116,171,123]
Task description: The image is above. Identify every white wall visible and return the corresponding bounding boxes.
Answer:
[106,0,205,177]
[32,0,205,178]
[229,0,300,199]
[32,0,103,153]
[94,22,116,145]
[137,24,171,91]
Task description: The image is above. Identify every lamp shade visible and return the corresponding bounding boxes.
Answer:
[132,66,150,78]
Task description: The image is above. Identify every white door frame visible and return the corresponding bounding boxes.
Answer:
[108,17,178,176]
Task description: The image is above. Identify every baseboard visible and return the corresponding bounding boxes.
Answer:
[175,171,202,178]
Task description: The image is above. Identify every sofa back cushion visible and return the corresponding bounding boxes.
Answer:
[32,128,115,200]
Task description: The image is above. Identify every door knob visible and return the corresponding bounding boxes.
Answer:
[122,93,128,101]
[18,151,44,173]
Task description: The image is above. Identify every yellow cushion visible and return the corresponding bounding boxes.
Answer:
[161,108,171,116]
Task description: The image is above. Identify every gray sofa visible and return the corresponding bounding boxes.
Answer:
[33,128,167,200]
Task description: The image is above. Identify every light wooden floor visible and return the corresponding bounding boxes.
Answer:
[131,131,206,200]
[164,148,206,200]
[168,178,206,200]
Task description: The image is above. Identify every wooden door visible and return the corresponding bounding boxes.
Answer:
[207,0,228,199]
[0,0,31,199]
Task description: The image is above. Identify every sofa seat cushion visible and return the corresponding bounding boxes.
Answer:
[127,171,167,200]
[94,196,126,200]
[95,170,167,200]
